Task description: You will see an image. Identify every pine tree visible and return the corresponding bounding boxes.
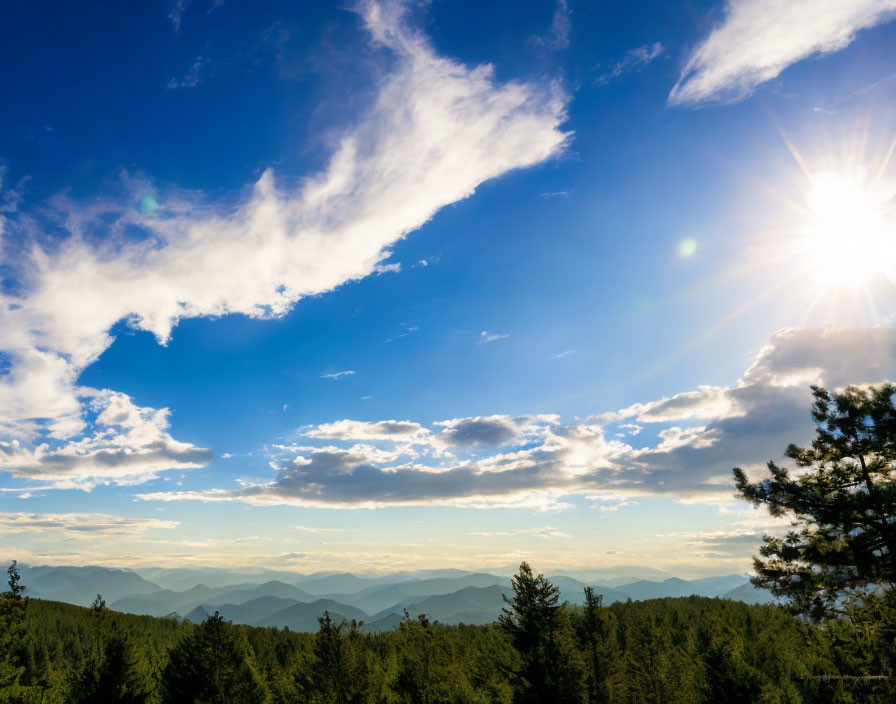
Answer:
[311,610,352,704]
[69,594,152,704]
[394,611,448,704]
[0,561,27,703]
[734,384,896,619]
[579,587,612,704]
[499,562,584,704]
[161,611,269,704]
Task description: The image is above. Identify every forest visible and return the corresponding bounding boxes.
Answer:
[1,384,894,703]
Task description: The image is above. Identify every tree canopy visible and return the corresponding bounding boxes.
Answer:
[734,383,896,619]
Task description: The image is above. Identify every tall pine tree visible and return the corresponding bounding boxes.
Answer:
[69,594,152,704]
[499,562,584,703]
[0,561,27,704]
[734,384,896,619]
[161,611,269,704]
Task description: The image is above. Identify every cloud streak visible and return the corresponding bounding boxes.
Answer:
[0,512,178,537]
[670,0,896,106]
[321,370,356,380]
[595,42,664,86]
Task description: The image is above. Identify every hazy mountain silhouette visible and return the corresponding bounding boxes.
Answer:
[21,565,163,606]
[614,575,749,600]
[722,582,777,604]
[256,599,368,631]
[19,564,774,631]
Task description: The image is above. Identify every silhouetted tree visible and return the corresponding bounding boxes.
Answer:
[91,594,107,614]
[734,384,896,619]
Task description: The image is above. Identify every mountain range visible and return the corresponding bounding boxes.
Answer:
[15,565,776,631]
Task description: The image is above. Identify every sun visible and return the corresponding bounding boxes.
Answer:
[804,169,895,290]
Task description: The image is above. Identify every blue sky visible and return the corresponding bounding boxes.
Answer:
[1,0,896,577]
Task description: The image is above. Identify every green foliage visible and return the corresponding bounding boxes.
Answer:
[0,561,28,703]
[161,611,270,704]
[6,559,896,703]
[499,562,585,703]
[309,611,374,704]
[734,384,896,619]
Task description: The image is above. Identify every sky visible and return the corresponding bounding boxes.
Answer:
[1,0,896,578]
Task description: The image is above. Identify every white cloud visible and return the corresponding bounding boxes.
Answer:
[292,524,356,534]
[0,512,178,537]
[595,42,664,86]
[321,370,356,380]
[0,0,568,487]
[480,331,509,343]
[550,0,572,50]
[598,385,736,423]
[433,414,557,449]
[0,166,27,249]
[468,526,572,539]
[670,0,896,106]
[138,327,896,509]
[0,390,211,489]
[374,262,402,275]
[304,419,430,442]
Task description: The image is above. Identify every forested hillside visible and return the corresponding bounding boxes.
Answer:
[1,561,894,703]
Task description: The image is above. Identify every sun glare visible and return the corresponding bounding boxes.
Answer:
[805,170,895,289]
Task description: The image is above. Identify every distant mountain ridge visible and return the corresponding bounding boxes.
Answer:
[19,564,767,631]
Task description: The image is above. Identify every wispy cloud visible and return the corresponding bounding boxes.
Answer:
[596,42,664,86]
[469,526,572,539]
[374,261,401,275]
[479,330,509,343]
[293,524,356,534]
[0,0,568,488]
[550,0,572,50]
[168,0,190,33]
[669,0,896,106]
[167,55,209,89]
[532,0,572,51]
[0,512,178,537]
[321,370,356,380]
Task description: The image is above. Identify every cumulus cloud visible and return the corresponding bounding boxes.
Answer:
[304,419,430,442]
[595,42,664,86]
[0,512,178,537]
[0,0,568,487]
[433,414,557,449]
[0,390,211,489]
[670,0,896,106]
[138,327,896,509]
